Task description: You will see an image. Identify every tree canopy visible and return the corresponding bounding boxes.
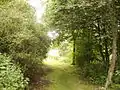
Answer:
[45,0,120,89]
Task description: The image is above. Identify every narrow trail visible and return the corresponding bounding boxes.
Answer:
[43,59,97,90]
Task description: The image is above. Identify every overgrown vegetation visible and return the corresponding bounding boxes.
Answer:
[0,0,50,89]
[1,0,120,89]
[0,54,28,90]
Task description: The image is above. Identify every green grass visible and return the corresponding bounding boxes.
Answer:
[44,59,97,90]
[43,48,115,90]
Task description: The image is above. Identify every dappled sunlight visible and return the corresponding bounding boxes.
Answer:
[44,59,60,66]
[43,48,71,67]
[48,49,59,57]
[47,31,59,40]
[44,48,60,66]
[43,48,98,90]
[44,49,97,90]
[1,0,118,90]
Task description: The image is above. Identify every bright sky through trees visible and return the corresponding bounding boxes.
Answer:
[28,0,46,23]
[47,31,59,40]
[28,0,59,39]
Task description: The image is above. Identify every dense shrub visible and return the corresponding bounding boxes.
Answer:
[12,35,50,83]
[75,36,107,85]
[76,35,94,67]
[0,54,28,90]
[0,0,50,86]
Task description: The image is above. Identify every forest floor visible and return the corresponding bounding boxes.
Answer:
[43,58,99,90]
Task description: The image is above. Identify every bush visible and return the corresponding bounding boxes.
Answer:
[77,62,107,85]
[0,0,50,85]
[0,54,28,90]
[75,36,107,85]
[75,36,94,67]
[11,35,50,83]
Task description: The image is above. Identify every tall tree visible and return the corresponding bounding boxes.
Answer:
[45,0,119,86]
[105,0,118,89]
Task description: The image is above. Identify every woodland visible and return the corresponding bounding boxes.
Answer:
[0,0,120,90]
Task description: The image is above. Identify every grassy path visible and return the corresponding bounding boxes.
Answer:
[44,59,97,90]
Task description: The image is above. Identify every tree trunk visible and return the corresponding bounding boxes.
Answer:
[72,37,76,65]
[105,27,117,90]
[103,27,109,71]
[97,19,105,62]
[104,38,109,70]
[104,0,117,89]
[71,30,76,65]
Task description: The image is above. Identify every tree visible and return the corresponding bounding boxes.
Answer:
[0,0,50,87]
[45,0,120,86]
[105,0,118,89]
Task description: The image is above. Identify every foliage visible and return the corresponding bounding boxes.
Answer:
[0,0,50,86]
[0,54,28,90]
[58,40,73,63]
[45,0,120,86]
[12,33,50,83]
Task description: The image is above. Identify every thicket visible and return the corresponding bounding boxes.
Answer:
[0,54,28,90]
[0,0,50,89]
